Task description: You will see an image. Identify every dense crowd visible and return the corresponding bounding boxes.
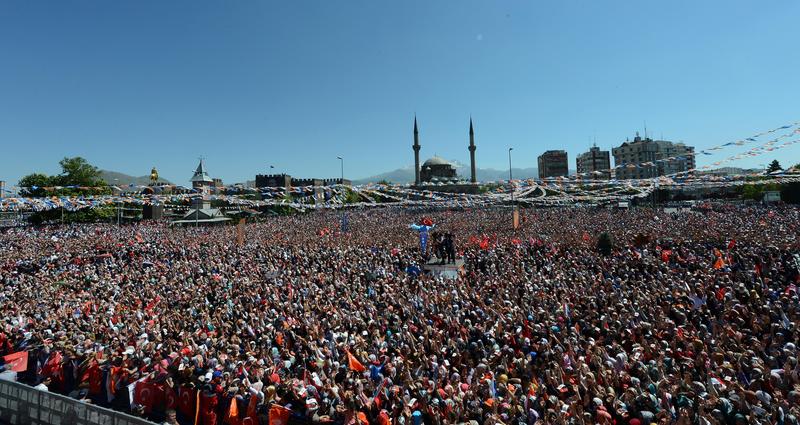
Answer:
[0,204,799,425]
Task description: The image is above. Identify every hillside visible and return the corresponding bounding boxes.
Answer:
[100,170,171,186]
[353,164,540,184]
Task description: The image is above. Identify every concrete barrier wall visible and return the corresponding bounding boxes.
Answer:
[0,379,154,425]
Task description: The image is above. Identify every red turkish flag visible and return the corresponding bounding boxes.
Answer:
[164,384,178,411]
[199,391,219,425]
[134,381,153,413]
[134,380,165,414]
[80,360,103,395]
[2,351,28,372]
[41,351,64,389]
[178,386,197,419]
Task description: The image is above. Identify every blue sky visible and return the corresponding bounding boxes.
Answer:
[1,0,799,186]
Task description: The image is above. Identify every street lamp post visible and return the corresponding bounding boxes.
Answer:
[509,147,519,229]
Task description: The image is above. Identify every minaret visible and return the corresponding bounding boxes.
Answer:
[413,116,421,186]
[468,117,477,183]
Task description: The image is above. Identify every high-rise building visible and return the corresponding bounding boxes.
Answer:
[612,133,695,179]
[538,150,569,179]
[576,146,611,179]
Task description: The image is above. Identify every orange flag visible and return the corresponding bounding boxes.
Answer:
[712,247,725,270]
[347,351,366,373]
[269,405,291,425]
[225,398,241,425]
[194,390,201,425]
[242,394,258,425]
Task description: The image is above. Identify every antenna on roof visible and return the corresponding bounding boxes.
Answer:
[644,121,648,139]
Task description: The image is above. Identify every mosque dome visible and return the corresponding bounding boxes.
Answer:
[423,156,453,167]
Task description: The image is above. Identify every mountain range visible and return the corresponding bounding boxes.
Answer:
[100,170,172,186]
[100,165,560,187]
[352,161,540,184]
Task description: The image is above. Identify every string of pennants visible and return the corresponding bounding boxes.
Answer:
[2,121,799,212]
[2,175,799,213]
[8,121,798,195]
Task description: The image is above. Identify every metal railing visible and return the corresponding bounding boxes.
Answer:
[0,379,155,425]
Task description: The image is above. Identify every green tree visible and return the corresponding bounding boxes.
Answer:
[18,173,53,197]
[766,160,782,173]
[741,184,764,200]
[54,157,105,187]
[18,157,109,197]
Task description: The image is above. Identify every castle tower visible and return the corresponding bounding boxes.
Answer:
[469,117,477,184]
[190,158,213,194]
[413,116,421,186]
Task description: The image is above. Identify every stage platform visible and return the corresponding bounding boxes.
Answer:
[422,257,465,279]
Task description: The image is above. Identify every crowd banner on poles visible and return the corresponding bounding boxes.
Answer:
[236,218,245,246]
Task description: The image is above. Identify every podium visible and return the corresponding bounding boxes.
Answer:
[422,257,465,279]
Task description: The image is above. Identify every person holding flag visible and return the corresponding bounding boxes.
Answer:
[409,219,435,258]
